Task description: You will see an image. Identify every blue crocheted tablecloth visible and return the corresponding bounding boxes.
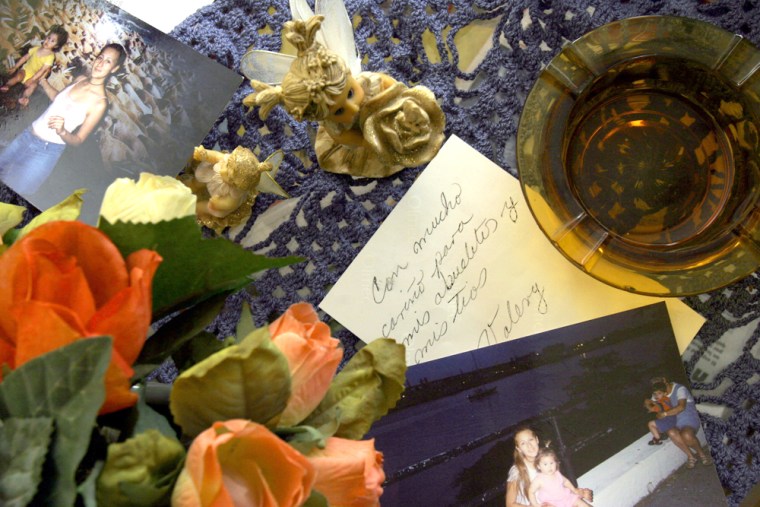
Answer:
[1,0,759,504]
[174,2,760,505]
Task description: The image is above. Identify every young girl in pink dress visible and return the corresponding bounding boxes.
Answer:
[528,448,590,507]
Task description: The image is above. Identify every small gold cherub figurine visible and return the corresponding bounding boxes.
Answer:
[241,13,445,178]
[181,145,284,232]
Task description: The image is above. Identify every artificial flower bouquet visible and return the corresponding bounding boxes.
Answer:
[0,174,406,507]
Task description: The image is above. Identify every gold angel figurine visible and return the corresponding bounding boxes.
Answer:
[181,145,285,232]
[241,1,445,178]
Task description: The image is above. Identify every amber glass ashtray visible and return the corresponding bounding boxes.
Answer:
[517,16,760,296]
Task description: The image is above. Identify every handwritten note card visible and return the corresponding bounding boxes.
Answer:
[320,136,705,365]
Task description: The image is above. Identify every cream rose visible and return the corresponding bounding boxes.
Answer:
[100,172,196,224]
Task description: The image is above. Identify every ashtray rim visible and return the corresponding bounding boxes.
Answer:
[516,14,760,297]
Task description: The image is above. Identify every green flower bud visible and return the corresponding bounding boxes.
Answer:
[96,429,185,507]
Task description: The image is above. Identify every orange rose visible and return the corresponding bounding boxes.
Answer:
[172,419,316,507]
[268,302,342,426]
[0,221,161,414]
[308,437,385,507]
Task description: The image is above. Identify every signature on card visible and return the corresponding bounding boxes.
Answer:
[370,182,548,364]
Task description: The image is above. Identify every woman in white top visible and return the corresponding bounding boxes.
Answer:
[506,427,593,507]
[0,43,126,194]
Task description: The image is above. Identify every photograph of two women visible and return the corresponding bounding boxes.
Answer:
[0,0,242,223]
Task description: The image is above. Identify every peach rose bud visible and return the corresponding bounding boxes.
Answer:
[172,419,316,507]
[269,302,342,426]
[308,437,385,507]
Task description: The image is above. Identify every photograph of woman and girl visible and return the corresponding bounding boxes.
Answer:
[643,376,713,469]
[0,42,126,194]
[0,25,69,108]
[366,303,727,506]
[507,427,594,507]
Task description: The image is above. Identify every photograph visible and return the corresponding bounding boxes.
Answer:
[367,303,727,506]
[0,0,242,223]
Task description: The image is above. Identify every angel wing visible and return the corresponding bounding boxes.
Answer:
[256,150,290,198]
[293,0,361,76]
[239,49,296,86]
[240,0,361,85]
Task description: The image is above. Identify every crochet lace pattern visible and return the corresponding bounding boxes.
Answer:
[178,2,760,504]
[1,0,758,503]
[174,2,760,504]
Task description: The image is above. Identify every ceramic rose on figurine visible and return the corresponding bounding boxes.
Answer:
[242,9,445,178]
[181,145,284,232]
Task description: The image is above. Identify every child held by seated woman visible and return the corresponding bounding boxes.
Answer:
[644,388,676,445]
[1,25,69,107]
[528,447,591,507]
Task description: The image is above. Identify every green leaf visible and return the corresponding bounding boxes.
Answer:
[132,391,177,440]
[135,290,231,370]
[0,417,54,507]
[99,216,303,319]
[96,430,185,507]
[276,425,327,455]
[235,301,256,343]
[16,189,86,240]
[0,337,112,507]
[302,339,406,440]
[303,489,329,507]
[76,461,104,507]
[169,327,291,437]
[101,383,177,440]
[0,202,25,246]
[172,331,236,373]
[302,405,341,439]
[131,363,164,382]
